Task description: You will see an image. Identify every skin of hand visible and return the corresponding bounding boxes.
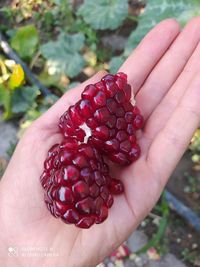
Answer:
[1,17,200,267]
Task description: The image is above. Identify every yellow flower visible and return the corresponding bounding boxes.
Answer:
[9,64,25,89]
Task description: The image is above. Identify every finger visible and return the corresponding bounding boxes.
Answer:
[136,17,200,120]
[147,70,200,187]
[119,19,180,93]
[36,70,107,127]
[144,37,200,142]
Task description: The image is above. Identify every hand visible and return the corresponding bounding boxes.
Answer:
[1,17,200,267]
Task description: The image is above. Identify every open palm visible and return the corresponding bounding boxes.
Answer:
[1,18,200,267]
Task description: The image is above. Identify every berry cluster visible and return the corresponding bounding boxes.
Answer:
[40,73,143,228]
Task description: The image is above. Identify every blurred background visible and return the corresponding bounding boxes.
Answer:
[0,0,199,266]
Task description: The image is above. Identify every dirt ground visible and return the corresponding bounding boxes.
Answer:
[168,153,200,215]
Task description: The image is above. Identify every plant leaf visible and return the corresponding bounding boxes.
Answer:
[39,94,59,113]
[78,0,128,30]
[109,55,125,74]
[11,86,40,114]
[39,69,69,92]
[11,25,39,60]
[41,32,85,78]
[39,69,62,88]
[68,81,81,90]
[125,0,200,55]
[0,84,11,119]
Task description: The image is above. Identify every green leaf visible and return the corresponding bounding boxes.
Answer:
[71,19,98,45]
[41,32,85,78]
[68,81,81,90]
[0,86,4,106]
[0,84,12,119]
[39,69,69,92]
[39,69,62,88]
[125,0,200,55]
[39,94,59,113]
[52,0,64,5]
[78,0,128,30]
[11,25,39,60]
[109,55,125,74]
[6,29,17,38]
[136,192,169,254]
[11,86,40,114]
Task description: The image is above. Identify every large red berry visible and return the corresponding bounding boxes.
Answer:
[41,72,143,228]
[59,72,143,165]
[40,139,124,229]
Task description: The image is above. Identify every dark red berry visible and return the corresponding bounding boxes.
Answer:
[82,84,97,100]
[107,99,118,114]
[61,209,80,224]
[133,114,144,130]
[87,118,98,129]
[116,131,128,142]
[93,91,106,107]
[59,72,143,165]
[93,126,109,140]
[41,142,123,228]
[109,179,124,194]
[69,105,83,125]
[94,107,110,123]
[124,84,131,101]
[115,91,126,104]
[41,72,144,229]
[120,140,131,153]
[105,139,119,152]
[78,100,93,118]
[65,73,143,165]
[129,144,141,161]
[63,165,80,183]
[106,116,116,129]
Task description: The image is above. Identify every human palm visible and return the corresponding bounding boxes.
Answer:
[1,18,200,267]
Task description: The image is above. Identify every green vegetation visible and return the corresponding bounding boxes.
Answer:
[1,0,200,124]
[137,192,169,255]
